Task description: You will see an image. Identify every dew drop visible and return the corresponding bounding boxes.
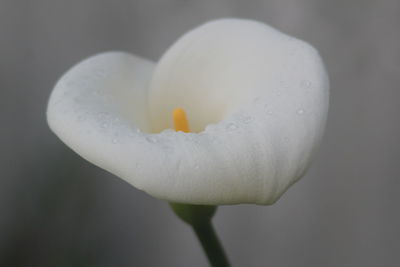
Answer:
[242,116,252,124]
[301,80,312,89]
[253,97,261,104]
[226,123,237,131]
[146,136,158,143]
[129,128,141,137]
[279,80,289,89]
[161,129,174,134]
[205,124,218,132]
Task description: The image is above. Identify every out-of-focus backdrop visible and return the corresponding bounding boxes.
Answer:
[1,0,399,266]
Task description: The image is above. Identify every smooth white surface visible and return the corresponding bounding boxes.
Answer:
[47,19,329,205]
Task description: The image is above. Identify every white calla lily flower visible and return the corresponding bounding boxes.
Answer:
[47,19,329,205]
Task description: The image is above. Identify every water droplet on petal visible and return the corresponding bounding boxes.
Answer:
[226,123,237,131]
[242,116,252,124]
[279,81,289,89]
[146,136,158,143]
[161,129,174,134]
[301,80,312,89]
[205,124,215,132]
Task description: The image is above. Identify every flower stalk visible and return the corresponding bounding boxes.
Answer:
[170,203,230,267]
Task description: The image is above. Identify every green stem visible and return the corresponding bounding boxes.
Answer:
[169,203,230,267]
[192,220,230,267]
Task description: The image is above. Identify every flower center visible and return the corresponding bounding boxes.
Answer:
[173,108,191,133]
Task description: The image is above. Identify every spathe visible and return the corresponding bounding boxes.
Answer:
[47,19,329,205]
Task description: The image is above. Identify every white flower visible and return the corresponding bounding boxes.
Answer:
[47,19,329,205]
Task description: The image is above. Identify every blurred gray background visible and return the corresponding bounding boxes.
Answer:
[1,0,399,266]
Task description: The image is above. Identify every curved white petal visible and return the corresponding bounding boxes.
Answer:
[47,19,329,205]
